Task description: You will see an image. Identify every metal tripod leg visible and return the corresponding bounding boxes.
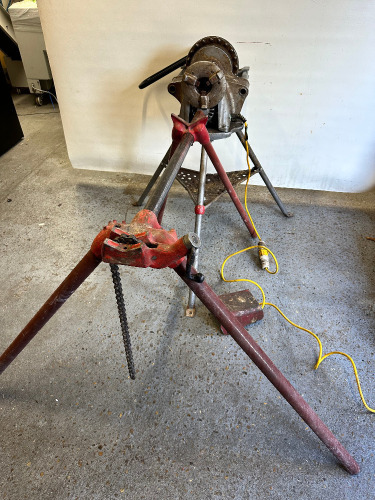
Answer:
[202,141,257,238]
[186,146,208,317]
[236,131,292,217]
[0,251,101,374]
[175,261,360,475]
[133,146,172,207]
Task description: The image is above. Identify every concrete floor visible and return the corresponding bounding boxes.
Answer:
[0,94,374,499]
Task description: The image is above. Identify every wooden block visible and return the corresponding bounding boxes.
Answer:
[218,289,263,335]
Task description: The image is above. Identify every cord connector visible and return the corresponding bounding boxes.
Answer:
[258,240,269,270]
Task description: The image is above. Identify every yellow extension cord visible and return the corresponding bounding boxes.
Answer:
[220,122,374,413]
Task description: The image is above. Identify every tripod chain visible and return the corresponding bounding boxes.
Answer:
[110,263,136,380]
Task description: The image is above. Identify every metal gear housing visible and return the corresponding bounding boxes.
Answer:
[168,36,249,136]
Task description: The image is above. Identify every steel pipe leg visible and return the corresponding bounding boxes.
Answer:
[186,146,208,317]
[236,131,292,218]
[0,251,101,375]
[145,134,194,216]
[133,146,172,207]
[257,167,293,217]
[175,261,359,475]
[157,196,168,225]
[202,141,256,238]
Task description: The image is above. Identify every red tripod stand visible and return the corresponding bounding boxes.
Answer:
[0,112,360,475]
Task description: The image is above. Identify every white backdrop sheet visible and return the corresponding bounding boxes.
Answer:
[38,0,375,192]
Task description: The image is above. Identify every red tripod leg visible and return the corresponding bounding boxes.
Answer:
[0,250,101,375]
[203,141,256,238]
[174,262,360,475]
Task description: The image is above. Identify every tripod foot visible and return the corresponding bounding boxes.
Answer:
[185,307,196,317]
[258,167,293,218]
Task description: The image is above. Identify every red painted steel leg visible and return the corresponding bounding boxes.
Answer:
[203,141,256,238]
[174,262,360,475]
[0,251,101,374]
[167,112,256,238]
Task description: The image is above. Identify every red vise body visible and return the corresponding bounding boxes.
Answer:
[91,209,190,269]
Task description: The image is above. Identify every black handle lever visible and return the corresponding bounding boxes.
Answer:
[185,247,205,283]
[139,56,188,89]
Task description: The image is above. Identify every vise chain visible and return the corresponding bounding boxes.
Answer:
[110,263,136,380]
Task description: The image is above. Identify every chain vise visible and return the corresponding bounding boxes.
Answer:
[91,209,201,269]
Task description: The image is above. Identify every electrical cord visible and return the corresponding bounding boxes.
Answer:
[31,84,59,104]
[265,302,375,413]
[220,121,375,413]
[37,89,58,103]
